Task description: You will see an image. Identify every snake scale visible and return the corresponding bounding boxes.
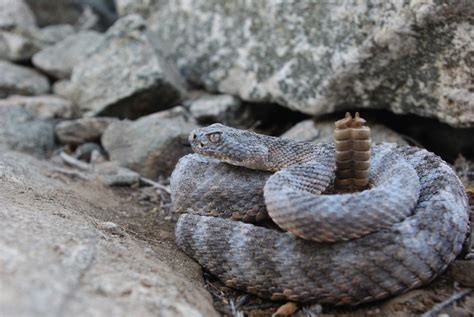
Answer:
[171,123,470,305]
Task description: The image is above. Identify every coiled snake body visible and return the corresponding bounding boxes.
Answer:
[171,124,469,305]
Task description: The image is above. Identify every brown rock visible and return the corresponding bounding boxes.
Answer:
[55,117,118,145]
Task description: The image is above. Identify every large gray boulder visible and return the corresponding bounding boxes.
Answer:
[147,1,474,127]
[102,106,198,178]
[0,150,218,317]
[33,31,104,79]
[0,60,50,98]
[69,14,186,118]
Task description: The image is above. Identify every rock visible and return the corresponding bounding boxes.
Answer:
[0,27,41,61]
[102,106,198,178]
[0,150,218,316]
[25,0,116,29]
[37,24,76,45]
[0,60,50,97]
[72,142,106,162]
[187,94,249,126]
[0,95,75,119]
[282,119,407,145]
[53,79,74,98]
[33,31,104,79]
[0,106,55,157]
[69,14,186,119]
[149,1,474,127]
[56,117,118,145]
[449,260,474,287]
[95,161,141,187]
[0,24,75,62]
[115,0,156,18]
[0,0,36,28]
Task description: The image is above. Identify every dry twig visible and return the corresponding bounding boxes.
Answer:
[421,288,473,317]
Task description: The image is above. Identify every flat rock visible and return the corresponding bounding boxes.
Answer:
[0,60,50,97]
[102,106,198,178]
[150,1,474,127]
[0,106,55,157]
[282,119,407,145]
[56,117,118,145]
[69,14,185,119]
[0,0,36,28]
[0,150,218,317]
[33,31,104,79]
[0,95,74,119]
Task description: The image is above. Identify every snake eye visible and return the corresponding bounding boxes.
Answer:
[207,133,221,143]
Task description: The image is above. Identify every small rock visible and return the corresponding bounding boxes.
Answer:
[0,106,55,157]
[0,24,74,61]
[37,24,75,45]
[0,95,75,119]
[69,14,186,118]
[282,119,407,145]
[73,142,106,162]
[55,117,117,145]
[449,260,474,287]
[25,0,116,29]
[102,106,198,178]
[0,60,50,97]
[89,149,107,165]
[0,0,36,28]
[115,0,156,18]
[187,94,248,125]
[52,79,74,98]
[95,161,140,187]
[0,27,41,61]
[33,31,104,79]
[96,221,124,236]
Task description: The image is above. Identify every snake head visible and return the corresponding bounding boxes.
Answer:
[188,123,270,170]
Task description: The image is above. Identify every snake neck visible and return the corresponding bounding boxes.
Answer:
[264,137,333,171]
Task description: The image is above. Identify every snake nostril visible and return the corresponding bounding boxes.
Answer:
[198,142,204,148]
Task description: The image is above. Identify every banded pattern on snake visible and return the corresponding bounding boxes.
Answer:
[171,123,469,305]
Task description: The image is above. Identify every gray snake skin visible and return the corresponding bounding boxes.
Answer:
[171,124,470,305]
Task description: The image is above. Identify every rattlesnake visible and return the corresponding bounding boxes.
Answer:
[171,123,469,305]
